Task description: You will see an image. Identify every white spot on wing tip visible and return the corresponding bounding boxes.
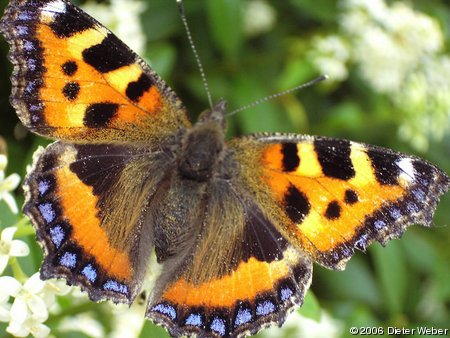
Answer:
[42,0,67,17]
[397,157,415,185]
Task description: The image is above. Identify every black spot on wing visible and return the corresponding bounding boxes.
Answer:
[82,34,135,73]
[242,205,289,263]
[284,184,310,223]
[411,159,434,188]
[39,150,59,173]
[49,4,95,38]
[62,61,78,76]
[344,189,358,205]
[325,201,341,220]
[62,82,80,101]
[367,149,400,185]
[126,74,154,102]
[314,138,355,180]
[281,143,299,172]
[83,103,118,128]
[70,144,131,197]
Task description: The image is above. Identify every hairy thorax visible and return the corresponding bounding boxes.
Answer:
[178,121,226,182]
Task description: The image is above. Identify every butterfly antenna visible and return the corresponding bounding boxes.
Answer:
[227,75,329,117]
[177,0,214,109]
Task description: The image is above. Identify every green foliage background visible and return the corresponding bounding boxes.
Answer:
[0,0,449,337]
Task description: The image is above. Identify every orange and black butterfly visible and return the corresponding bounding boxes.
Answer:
[0,0,448,337]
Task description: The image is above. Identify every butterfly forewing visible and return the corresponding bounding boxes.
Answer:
[230,134,449,269]
[0,0,190,143]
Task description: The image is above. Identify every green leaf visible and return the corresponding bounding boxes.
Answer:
[345,304,380,328]
[315,255,381,309]
[0,203,18,227]
[299,291,321,321]
[435,256,450,300]
[288,0,338,22]
[370,242,408,316]
[206,0,243,62]
[146,42,176,79]
[232,75,292,134]
[142,0,180,41]
[401,230,438,274]
[141,321,170,338]
[278,58,316,90]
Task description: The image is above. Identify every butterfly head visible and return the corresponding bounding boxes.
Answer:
[197,99,227,128]
[179,100,228,182]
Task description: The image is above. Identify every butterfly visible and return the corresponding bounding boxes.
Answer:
[0,0,448,337]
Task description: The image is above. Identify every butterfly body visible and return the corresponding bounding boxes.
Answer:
[0,0,449,337]
[178,102,228,182]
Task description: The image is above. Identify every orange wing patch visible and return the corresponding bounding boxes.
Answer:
[148,247,312,338]
[163,255,292,308]
[55,162,132,282]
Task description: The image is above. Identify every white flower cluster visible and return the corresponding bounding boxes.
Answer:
[0,273,70,338]
[1,151,73,338]
[310,0,449,151]
[0,225,71,338]
[342,0,443,93]
[0,154,21,214]
[82,0,146,55]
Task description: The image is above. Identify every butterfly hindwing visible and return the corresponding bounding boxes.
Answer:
[24,141,172,303]
[230,134,450,270]
[0,0,191,143]
[146,177,313,337]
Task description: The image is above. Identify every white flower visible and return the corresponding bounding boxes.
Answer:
[1,273,71,338]
[82,0,146,55]
[58,313,105,338]
[352,25,409,92]
[342,0,387,23]
[7,316,51,338]
[40,277,72,310]
[0,154,21,214]
[0,276,21,322]
[0,227,30,274]
[243,0,277,37]
[397,56,450,151]
[108,300,146,338]
[311,35,350,81]
[6,273,50,337]
[383,3,442,55]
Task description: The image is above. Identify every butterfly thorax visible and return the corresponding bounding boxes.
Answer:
[178,101,227,182]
